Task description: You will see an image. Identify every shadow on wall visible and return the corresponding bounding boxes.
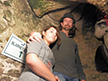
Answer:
[76,3,99,38]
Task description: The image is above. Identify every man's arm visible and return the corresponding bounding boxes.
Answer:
[75,45,86,81]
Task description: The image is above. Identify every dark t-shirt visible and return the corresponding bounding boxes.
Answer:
[52,31,86,80]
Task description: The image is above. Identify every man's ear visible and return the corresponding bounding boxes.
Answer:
[72,24,75,26]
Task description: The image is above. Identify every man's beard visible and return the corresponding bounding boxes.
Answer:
[62,25,71,31]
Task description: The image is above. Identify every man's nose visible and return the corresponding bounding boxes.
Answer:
[66,21,70,24]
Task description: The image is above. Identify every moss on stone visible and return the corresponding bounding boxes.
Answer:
[28,0,44,9]
[3,10,12,22]
[0,39,2,42]
[0,54,7,59]
[6,59,21,67]
[28,0,51,16]
[4,1,11,6]
[0,1,2,4]
[0,76,12,81]
[7,69,20,77]
[0,68,4,75]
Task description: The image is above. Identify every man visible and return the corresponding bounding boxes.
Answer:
[28,13,86,81]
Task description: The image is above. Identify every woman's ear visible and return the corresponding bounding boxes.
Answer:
[61,22,63,27]
[42,31,45,36]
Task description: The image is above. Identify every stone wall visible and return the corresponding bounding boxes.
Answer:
[0,0,108,81]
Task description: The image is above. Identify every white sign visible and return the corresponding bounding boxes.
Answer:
[2,34,27,63]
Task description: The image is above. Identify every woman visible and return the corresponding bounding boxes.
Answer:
[18,26,61,81]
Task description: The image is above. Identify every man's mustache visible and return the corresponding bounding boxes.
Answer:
[63,27,71,31]
[64,25,71,27]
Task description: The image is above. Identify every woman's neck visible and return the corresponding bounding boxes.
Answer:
[43,38,50,46]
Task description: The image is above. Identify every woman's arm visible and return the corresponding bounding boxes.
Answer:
[26,53,59,81]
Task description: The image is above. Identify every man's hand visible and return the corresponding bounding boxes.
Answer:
[55,76,60,81]
[27,31,42,43]
[81,79,86,81]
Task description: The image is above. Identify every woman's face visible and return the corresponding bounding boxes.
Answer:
[42,27,57,46]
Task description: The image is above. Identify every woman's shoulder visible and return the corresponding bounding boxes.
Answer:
[27,40,44,49]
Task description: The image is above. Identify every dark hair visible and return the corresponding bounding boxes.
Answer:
[42,25,61,45]
[68,26,77,38]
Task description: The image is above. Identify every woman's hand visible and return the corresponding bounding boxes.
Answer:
[27,31,42,43]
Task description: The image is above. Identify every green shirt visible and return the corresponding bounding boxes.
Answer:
[52,31,86,80]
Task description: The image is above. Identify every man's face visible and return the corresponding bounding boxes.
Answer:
[61,18,74,31]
